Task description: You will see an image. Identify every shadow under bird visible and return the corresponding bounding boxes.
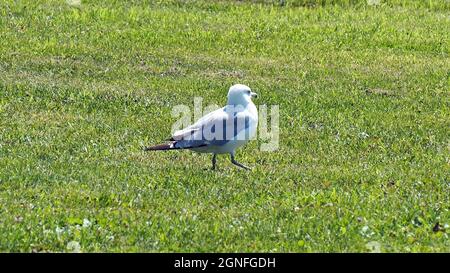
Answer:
[144,84,258,170]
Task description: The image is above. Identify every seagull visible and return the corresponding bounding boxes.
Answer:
[144,84,258,170]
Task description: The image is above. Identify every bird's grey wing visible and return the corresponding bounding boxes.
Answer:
[183,111,251,147]
[171,107,225,140]
[171,107,252,149]
[171,107,228,149]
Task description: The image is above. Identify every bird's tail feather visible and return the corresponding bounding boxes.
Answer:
[144,142,175,151]
[144,141,208,151]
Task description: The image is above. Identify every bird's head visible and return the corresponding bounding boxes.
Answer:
[227,84,258,106]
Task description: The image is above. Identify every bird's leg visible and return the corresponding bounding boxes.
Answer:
[230,152,251,170]
[211,153,217,170]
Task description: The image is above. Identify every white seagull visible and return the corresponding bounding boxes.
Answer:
[145,84,258,170]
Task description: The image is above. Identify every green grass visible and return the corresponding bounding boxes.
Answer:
[0,0,449,252]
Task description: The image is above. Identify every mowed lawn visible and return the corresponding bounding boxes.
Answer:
[0,0,449,252]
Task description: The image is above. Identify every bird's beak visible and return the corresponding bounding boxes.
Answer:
[250,92,258,98]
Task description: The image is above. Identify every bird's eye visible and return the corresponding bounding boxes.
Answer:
[247,91,251,95]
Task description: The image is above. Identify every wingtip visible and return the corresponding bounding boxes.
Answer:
[143,143,174,151]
